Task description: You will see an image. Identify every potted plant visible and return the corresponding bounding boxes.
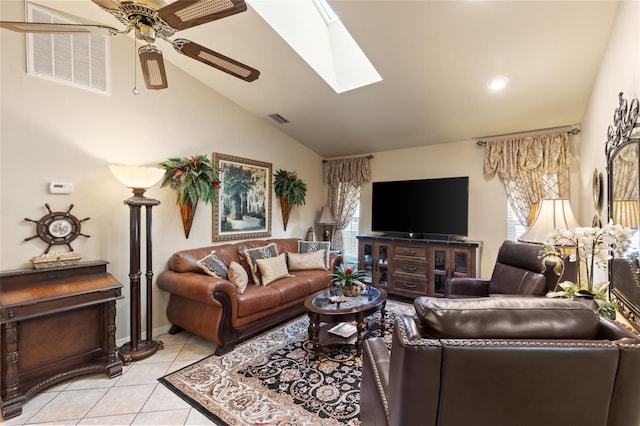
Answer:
[273,169,307,230]
[330,263,366,297]
[542,221,633,319]
[160,154,220,238]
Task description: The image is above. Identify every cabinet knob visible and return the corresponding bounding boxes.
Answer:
[403,266,417,272]
[402,283,417,289]
[404,250,417,255]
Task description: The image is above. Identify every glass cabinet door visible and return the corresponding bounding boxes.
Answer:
[453,251,469,275]
[376,244,389,286]
[432,249,448,295]
[358,240,391,288]
[359,241,374,285]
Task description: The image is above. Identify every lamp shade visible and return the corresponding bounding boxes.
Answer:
[518,198,581,244]
[317,206,337,225]
[613,200,639,228]
[109,165,164,189]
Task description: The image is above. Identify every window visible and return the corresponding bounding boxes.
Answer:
[26,2,111,94]
[507,202,527,241]
[341,200,360,264]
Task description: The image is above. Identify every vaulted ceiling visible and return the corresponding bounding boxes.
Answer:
[7,0,620,158]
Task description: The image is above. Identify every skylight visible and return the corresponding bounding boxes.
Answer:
[313,0,338,24]
[247,0,382,94]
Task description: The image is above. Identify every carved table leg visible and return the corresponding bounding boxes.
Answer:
[1,322,25,420]
[310,313,321,360]
[356,312,364,357]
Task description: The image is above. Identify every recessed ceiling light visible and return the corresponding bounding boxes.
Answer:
[487,76,509,92]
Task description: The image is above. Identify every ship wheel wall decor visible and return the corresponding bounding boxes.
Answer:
[25,204,90,253]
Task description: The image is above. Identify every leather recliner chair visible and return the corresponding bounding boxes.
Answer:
[444,239,564,298]
[361,297,640,426]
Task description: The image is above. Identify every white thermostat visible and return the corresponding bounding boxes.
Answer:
[49,182,73,194]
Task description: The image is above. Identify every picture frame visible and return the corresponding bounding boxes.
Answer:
[212,153,272,241]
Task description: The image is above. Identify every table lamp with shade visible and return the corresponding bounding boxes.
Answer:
[109,164,164,364]
[518,198,581,285]
[612,200,639,229]
[518,198,581,244]
[317,206,336,242]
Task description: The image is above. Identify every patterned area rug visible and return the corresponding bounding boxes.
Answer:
[158,300,414,425]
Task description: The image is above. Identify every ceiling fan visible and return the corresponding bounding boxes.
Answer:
[0,0,260,90]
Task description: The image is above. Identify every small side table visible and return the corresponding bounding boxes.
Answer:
[0,261,123,420]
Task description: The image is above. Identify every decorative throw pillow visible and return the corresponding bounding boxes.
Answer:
[196,250,228,279]
[227,261,249,294]
[244,243,279,284]
[287,249,327,271]
[298,241,331,269]
[256,253,291,286]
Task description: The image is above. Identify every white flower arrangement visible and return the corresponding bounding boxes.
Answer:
[542,220,634,319]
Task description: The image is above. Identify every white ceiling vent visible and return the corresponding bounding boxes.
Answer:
[25,2,111,94]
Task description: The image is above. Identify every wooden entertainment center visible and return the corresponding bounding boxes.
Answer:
[357,235,482,298]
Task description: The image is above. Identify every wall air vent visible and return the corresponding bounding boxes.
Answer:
[268,113,289,124]
[25,2,111,94]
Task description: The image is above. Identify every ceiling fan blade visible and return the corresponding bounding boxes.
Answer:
[172,38,259,82]
[0,21,119,36]
[157,0,247,31]
[138,44,168,90]
[90,0,121,12]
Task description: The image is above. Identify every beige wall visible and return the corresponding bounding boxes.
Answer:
[578,0,639,224]
[0,1,326,340]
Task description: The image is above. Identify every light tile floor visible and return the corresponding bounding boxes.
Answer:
[1,331,217,426]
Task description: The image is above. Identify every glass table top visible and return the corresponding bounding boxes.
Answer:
[310,286,382,311]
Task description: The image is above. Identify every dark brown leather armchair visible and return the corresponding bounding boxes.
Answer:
[361,297,640,426]
[444,239,562,298]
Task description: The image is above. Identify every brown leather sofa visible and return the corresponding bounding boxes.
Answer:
[157,238,342,355]
[361,296,640,426]
[444,239,564,298]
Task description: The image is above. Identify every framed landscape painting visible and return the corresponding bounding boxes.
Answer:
[212,153,272,241]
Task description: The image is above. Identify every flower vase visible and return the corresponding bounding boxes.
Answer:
[279,196,291,231]
[341,282,362,297]
[179,200,197,238]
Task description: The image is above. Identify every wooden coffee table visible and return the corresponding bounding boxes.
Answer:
[304,286,387,360]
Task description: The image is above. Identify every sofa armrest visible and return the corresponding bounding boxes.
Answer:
[329,253,343,271]
[362,338,391,426]
[156,270,238,306]
[387,317,442,426]
[444,277,490,297]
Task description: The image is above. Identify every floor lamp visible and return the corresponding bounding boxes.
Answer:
[110,165,164,364]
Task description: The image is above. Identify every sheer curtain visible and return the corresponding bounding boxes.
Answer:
[483,132,575,226]
[324,156,372,252]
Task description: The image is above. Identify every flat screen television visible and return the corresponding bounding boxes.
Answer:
[371,176,469,238]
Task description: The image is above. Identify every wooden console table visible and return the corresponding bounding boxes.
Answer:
[0,261,123,420]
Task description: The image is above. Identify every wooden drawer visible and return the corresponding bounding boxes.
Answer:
[394,245,426,259]
[393,260,427,277]
[391,276,427,297]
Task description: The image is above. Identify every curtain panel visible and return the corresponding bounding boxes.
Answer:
[324,156,372,252]
[483,132,575,226]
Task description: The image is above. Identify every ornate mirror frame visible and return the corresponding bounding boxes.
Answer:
[606,92,640,331]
